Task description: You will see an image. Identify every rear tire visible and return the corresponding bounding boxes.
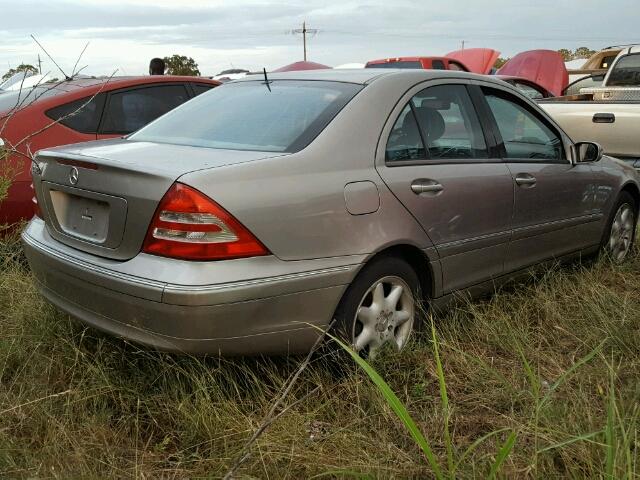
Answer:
[600,191,637,263]
[332,255,421,358]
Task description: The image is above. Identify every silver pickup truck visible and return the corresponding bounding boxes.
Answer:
[539,46,640,167]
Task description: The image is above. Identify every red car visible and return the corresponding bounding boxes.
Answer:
[0,75,220,224]
[365,56,470,71]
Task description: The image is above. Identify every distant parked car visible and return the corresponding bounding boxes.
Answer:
[366,56,470,71]
[23,70,639,357]
[0,75,220,224]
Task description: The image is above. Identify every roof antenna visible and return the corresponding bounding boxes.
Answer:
[31,34,71,80]
[262,67,271,92]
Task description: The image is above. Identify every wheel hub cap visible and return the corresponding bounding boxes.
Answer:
[353,276,415,357]
[608,203,635,263]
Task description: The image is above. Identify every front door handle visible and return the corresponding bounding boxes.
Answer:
[411,179,444,195]
[515,174,537,187]
[593,112,615,123]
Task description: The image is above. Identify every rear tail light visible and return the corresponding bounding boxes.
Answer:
[142,183,269,261]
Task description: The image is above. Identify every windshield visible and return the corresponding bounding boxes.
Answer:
[130,80,363,152]
[0,85,68,114]
[0,71,37,91]
[607,53,640,86]
[366,61,422,69]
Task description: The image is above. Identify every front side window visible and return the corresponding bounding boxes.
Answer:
[512,81,545,100]
[386,84,488,162]
[130,81,362,152]
[483,88,565,161]
[607,54,640,86]
[100,85,190,135]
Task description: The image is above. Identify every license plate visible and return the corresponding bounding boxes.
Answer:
[49,190,110,243]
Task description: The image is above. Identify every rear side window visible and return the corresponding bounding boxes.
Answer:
[483,88,565,161]
[45,94,106,134]
[432,60,446,70]
[386,84,488,162]
[129,81,362,152]
[607,54,640,86]
[100,85,190,135]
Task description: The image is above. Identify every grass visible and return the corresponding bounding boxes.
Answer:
[1,227,639,478]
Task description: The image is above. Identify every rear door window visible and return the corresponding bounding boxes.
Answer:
[100,84,190,135]
[386,84,488,162]
[483,88,565,161]
[431,60,446,70]
[192,83,215,96]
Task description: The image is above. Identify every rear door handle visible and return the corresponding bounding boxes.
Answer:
[593,113,615,123]
[410,179,444,195]
[515,174,537,187]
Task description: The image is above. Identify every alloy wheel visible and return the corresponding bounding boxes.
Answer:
[352,275,415,357]
[608,203,635,263]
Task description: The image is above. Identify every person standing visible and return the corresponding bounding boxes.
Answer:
[149,58,165,75]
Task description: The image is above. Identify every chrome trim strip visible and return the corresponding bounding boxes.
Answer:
[23,230,354,293]
[163,266,353,293]
[22,231,166,290]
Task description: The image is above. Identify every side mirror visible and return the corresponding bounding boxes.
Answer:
[575,141,603,163]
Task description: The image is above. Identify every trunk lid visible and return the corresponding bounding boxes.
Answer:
[33,138,285,260]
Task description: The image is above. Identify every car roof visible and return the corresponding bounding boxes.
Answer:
[0,75,220,114]
[233,68,491,85]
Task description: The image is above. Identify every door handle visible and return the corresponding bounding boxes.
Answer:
[593,113,615,123]
[410,179,444,195]
[515,174,537,187]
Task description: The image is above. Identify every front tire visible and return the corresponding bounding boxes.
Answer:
[333,255,421,358]
[601,191,637,263]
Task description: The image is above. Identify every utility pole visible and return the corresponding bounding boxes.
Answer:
[292,21,318,61]
[37,54,42,74]
[461,40,466,51]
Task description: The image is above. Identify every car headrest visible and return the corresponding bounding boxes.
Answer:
[414,106,445,142]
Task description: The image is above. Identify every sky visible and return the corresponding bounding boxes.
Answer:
[1,0,639,77]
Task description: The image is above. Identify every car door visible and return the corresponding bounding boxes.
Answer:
[476,85,599,271]
[376,82,514,293]
[98,83,191,138]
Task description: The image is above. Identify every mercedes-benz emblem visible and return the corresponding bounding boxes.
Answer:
[69,167,79,185]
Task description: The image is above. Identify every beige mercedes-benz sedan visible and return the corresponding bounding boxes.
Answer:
[22,69,639,356]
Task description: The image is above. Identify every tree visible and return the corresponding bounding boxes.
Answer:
[2,64,38,81]
[494,57,510,69]
[573,47,596,59]
[163,55,201,76]
[557,49,573,61]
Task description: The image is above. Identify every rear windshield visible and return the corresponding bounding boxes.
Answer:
[129,80,362,152]
[607,53,640,86]
[366,61,422,69]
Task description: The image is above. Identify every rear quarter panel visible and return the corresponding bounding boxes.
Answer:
[178,74,434,261]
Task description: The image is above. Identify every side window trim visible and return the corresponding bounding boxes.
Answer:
[478,85,570,164]
[97,83,190,135]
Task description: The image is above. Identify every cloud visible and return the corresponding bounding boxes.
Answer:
[0,0,638,76]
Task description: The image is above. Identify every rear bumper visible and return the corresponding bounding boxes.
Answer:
[22,219,360,355]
